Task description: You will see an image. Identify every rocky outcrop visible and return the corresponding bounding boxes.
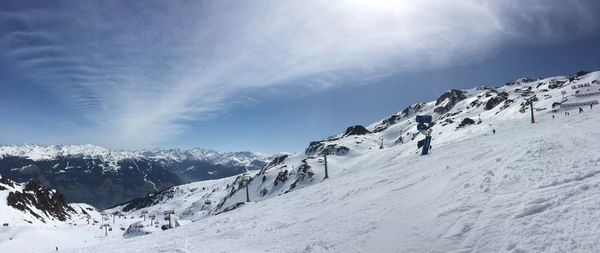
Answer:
[343,125,370,137]
[484,92,509,110]
[457,118,476,129]
[434,89,467,114]
[372,102,425,133]
[266,154,288,168]
[6,178,75,222]
[305,141,349,156]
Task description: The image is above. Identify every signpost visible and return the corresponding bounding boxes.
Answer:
[416,115,433,155]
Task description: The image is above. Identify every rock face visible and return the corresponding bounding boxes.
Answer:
[3,176,75,222]
[372,102,425,133]
[321,145,350,156]
[261,154,289,173]
[305,142,349,156]
[343,125,371,137]
[434,89,467,114]
[484,92,509,110]
[457,118,476,129]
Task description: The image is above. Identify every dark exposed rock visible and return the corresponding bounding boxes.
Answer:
[321,145,349,156]
[6,178,75,222]
[373,114,402,133]
[575,70,590,77]
[261,154,289,173]
[548,80,566,89]
[516,77,540,83]
[434,89,467,114]
[440,118,455,126]
[552,102,562,108]
[343,125,370,137]
[305,141,349,156]
[372,102,425,133]
[484,92,509,110]
[457,118,476,129]
[274,170,289,186]
[470,99,483,108]
[0,174,15,190]
[305,141,324,155]
[217,202,245,214]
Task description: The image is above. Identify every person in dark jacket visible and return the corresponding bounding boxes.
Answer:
[579,107,584,113]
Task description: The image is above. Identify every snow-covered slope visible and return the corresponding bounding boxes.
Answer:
[3,71,600,253]
[112,71,600,217]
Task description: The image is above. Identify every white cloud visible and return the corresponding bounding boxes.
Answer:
[1,0,598,147]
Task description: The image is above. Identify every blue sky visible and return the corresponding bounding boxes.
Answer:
[1,0,599,154]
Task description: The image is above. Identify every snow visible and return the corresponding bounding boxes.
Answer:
[82,111,600,253]
[2,71,600,252]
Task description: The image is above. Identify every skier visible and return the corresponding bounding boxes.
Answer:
[492,129,496,135]
[552,115,555,119]
[579,107,584,113]
[56,246,58,251]
[591,104,594,110]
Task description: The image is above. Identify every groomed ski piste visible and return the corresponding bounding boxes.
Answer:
[2,71,600,253]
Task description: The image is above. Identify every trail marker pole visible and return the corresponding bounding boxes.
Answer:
[323,154,329,180]
[530,98,535,124]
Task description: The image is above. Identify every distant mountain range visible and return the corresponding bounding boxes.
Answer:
[0,145,274,209]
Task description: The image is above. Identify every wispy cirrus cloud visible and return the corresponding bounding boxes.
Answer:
[0,0,599,147]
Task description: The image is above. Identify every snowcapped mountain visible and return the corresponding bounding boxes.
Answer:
[0,145,273,208]
[77,71,600,252]
[0,144,139,166]
[138,148,270,168]
[0,145,270,171]
[0,173,100,226]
